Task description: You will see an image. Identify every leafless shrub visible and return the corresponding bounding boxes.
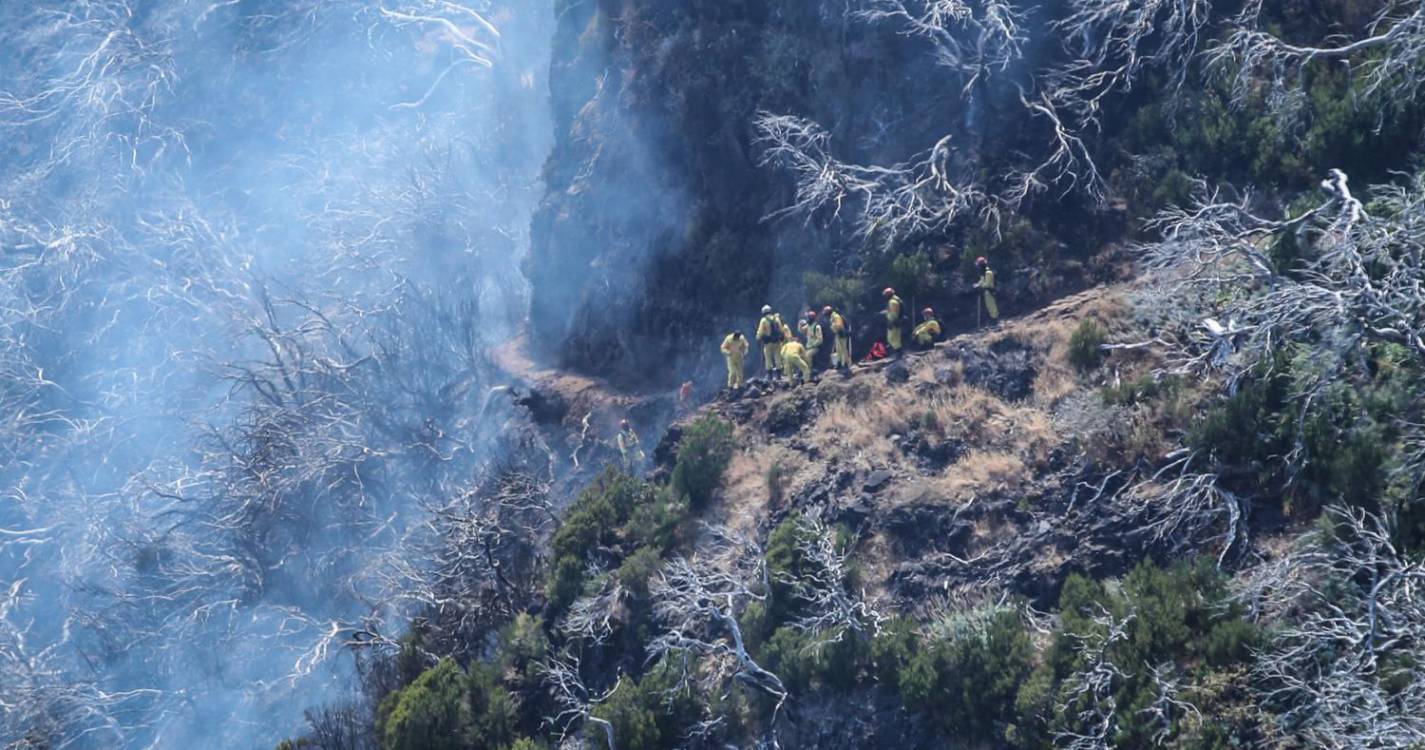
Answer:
[538,650,619,750]
[648,526,788,722]
[1245,506,1425,749]
[857,0,1027,94]
[1054,606,1134,750]
[1209,1,1425,111]
[753,113,993,248]
[1140,169,1425,388]
[776,517,884,649]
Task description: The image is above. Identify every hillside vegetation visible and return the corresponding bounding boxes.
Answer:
[286,1,1425,748]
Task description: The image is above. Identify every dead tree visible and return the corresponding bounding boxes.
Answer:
[648,526,789,727]
[1243,506,1425,748]
[753,113,992,248]
[540,650,619,750]
[1140,169,1425,380]
[775,517,884,650]
[1054,607,1134,750]
[856,0,1027,95]
[1209,0,1425,112]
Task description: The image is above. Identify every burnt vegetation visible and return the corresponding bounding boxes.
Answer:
[5,1,1425,750]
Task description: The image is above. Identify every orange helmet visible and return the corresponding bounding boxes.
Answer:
[975,256,988,267]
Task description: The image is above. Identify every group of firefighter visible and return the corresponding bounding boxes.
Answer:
[720,256,999,390]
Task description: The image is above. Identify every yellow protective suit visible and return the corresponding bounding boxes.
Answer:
[617,427,644,469]
[829,310,851,368]
[913,318,942,347]
[977,269,1000,320]
[721,333,749,388]
[781,340,812,384]
[885,295,904,351]
[756,313,784,375]
[799,320,824,365]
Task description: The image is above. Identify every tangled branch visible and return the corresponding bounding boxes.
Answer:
[1245,506,1425,748]
[754,113,993,247]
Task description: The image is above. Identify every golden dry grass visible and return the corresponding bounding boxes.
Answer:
[716,432,809,537]
[932,449,1028,504]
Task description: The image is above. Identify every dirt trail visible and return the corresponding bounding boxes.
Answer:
[489,332,644,425]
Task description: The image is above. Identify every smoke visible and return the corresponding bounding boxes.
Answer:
[0,2,552,747]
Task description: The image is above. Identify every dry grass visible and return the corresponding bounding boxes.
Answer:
[932,450,1029,503]
[718,433,807,537]
[809,398,904,469]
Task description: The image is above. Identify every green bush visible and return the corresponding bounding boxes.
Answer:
[377,659,468,750]
[1022,560,1261,748]
[886,250,938,301]
[1067,319,1107,370]
[591,662,703,750]
[870,616,919,685]
[803,271,866,316]
[763,517,816,626]
[625,487,688,552]
[670,416,735,509]
[376,659,520,750]
[761,625,865,694]
[899,607,1032,742]
[547,469,657,613]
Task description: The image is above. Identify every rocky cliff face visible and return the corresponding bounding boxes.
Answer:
[525,1,1113,386]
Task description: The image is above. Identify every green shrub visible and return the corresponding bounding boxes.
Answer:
[761,625,866,694]
[497,614,549,677]
[591,662,703,750]
[670,416,735,509]
[615,546,663,604]
[886,250,938,301]
[870,616,919,685]
[804,271,866,315]
[1067,319,1107,370]
[763,517,816,626]
[592,676,661,750]
[377,659,468,750]
[547,469,657,613]
[375,659,522,750]
[625,487,688,552]
[899,607,1032,742]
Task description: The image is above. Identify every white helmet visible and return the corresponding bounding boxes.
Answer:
[761,305,773,315]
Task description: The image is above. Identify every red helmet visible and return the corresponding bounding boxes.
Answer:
[975,256,988,267]
[922,307,934,318]
[619,419,629,429]
[883,287,896,297]
[821,305,833,317]
[805,310,817,319]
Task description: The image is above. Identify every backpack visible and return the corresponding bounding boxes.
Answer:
[767,315,785,343]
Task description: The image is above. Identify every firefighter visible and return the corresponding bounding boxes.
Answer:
[913,307,942,349]
[823,305,851,371]
[883,287,905,354]
[781,337,812,386]
[720,331,749,389]
[756,305,786,379]
[616,419,644,469]
[974,256,1000,322]
[799,310,824,368]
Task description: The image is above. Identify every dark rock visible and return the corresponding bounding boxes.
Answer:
[885,361,911,384]
[863,470,892,493]
[955,340,1038,402]
[765,393,812,437]
[883,503,975,557]
[652,423,683,469]
[511,386,568,425]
